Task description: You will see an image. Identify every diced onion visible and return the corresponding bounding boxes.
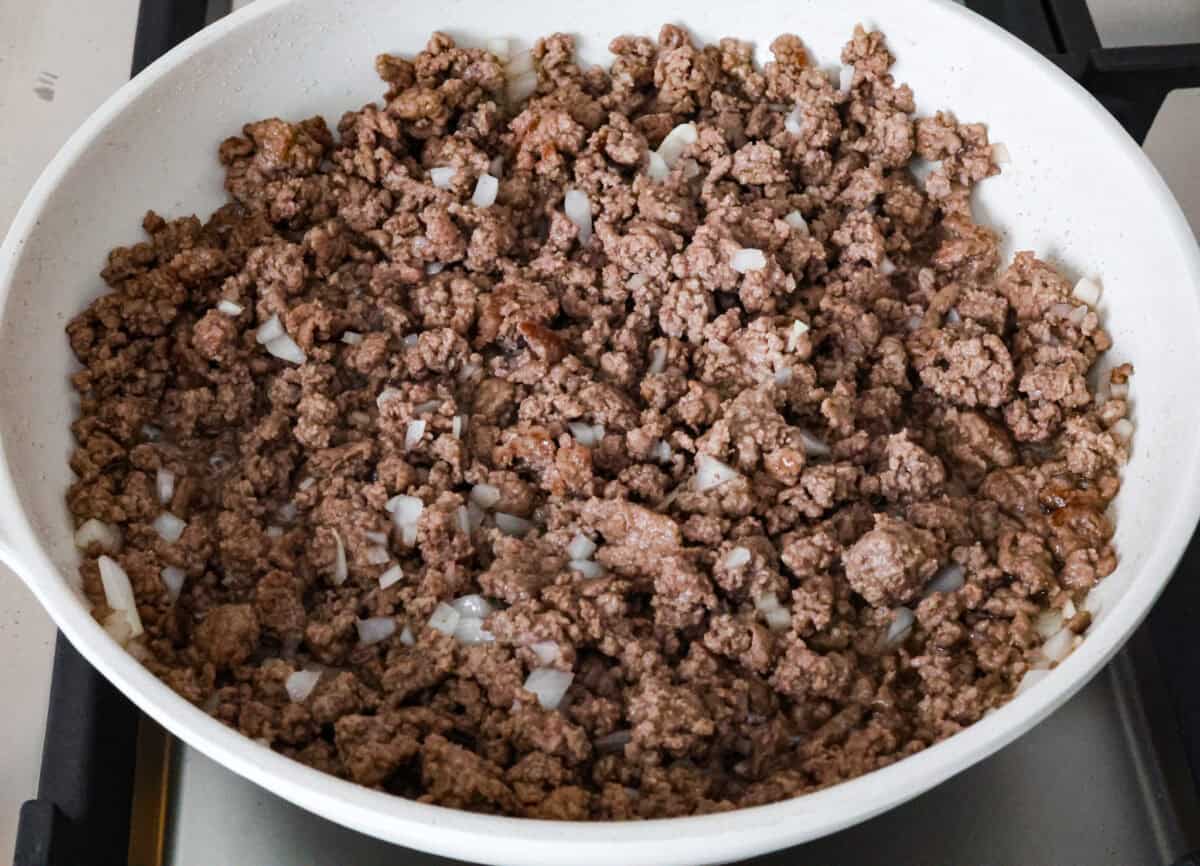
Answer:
[495,512,533,537]
[405,419,426,451]
[695,454,741,492]
[74,518,122,553]
[650,440,673,463]
[467,501,486,531]
[881,257,897,276]
[217,300,243,316]
[1109,382,1129,399]
[1068,305,1088,326]
[399,624,416,646]
[428,603,461,635]
[564,189,593,245]
[414,400,441,415]
[379,564,403,589]
[278,502,298,522]
[788,319,810,351]
[774,366,793,386]
[1041,628,1074,663]
[884,606,915,647]
[404,334,420,347]
[924,563,965,596]
[365,545,390,565]
[656,123,698,167]
[156,468,175,505]
[507,70,538,103]
[531,641,559,665]
[784,210,810,236]
[429,166,456,189]
[452,594,494,618]
[286,669,324,703]
[1110,418,1134,441]
[356,616,396,646]
[364,530,388,545]
[646,151,670,181]
[470,483,501,510]
[946,307,962,325]
[1016,668,1050,695]
[426,262,444,276]
[725,546,751,568]
[472,173,499,207]
[376,387,402,410]
[648,345,667,375]
[386,494,424,523]
[1036,609,1064,639]
[456,505,472,535]
[524,668,574,710]
[568,421,605,447]
[452,415,465,438]
[991,142,1011,164]
[487,37,511,61]
[567,532,596,561]
[569,559,605,579]
[153,512,186,543]
[1063,598,1078,620]
[341,331,363,345]
[754,594,791,632]
[784,105,805,135]
[799,430,831,458]
[255,314,285,344]
[265,334,306,364]
[141,424,161,441]
[298,477,315,491]
[730,248,767,273]
[1072,277,1102,306]
[98,555,143,639]
[160,566,186,603]
[839,64,854,91]
[331,530,348,585]
[454,616,496,645]
[266,525,284,538]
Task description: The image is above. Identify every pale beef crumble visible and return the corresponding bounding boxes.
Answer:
[66,25,1132,819]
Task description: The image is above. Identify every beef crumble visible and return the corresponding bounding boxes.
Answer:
[66,25,1131,820]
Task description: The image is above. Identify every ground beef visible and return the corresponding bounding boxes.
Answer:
[66,24,1130,821]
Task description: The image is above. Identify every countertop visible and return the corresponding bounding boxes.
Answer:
[1,0,1198,859]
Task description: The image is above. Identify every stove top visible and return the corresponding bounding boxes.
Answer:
[13,2,1200,864]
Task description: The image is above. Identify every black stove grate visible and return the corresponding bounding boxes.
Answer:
[12,1,1200,864]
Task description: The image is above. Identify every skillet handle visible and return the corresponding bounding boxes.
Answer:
[1080,44,1200,146]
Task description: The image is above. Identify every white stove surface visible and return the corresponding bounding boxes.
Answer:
[1,0,1198,861]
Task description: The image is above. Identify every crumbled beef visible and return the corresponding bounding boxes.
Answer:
[67,24,1128,821]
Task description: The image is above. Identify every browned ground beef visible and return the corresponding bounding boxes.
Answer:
[65,25,1132,819]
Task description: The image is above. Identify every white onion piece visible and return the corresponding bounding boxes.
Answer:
[648,345,667,375]
[404,334,420,347]
[452,415,464,438]
[495,512,533,537]
[1072,277,1101,306]
[278,502,298,522]
[426,262,444,276]
[386,495,424,523]
[217,300,243,316]
[567,532,596,561]
[788,319,810,351]
[1063,598,1078,620]
[646,150,669,181]
[472,173,499,207]
[456,506,472,535]
[452,594,494,618]
[405,419,426,451]
[1110,418,1134,441]
[695,454,741,492]
[1035,609,1064,639]
[884,606,915,647]
[799,430,831,458]
[160,566,186,602]
[266,525,284,539]
[991,142,1011,164]
[298,477,315,491]
[1109,382,1129,399]
[924,563,965,596]
[428,603,461,636]
[285,669,321,702]
[656,123,698,167]
[141,424,161,441]
[531,641,559,665]
[355,616,396,646]
[331,530,348,585]
[1069,304,1088,325]
[467,501,486,531]
[564,189,593,245]
[569,559,605,579]
[725,546,752,568]
[399,624,416,646]
[74,518,121,552]
[774,366,793,386]
[376,387,402,410]
[1041,628,1074,663]
[98,555,143,638]
[524,668,574,710]
[414,400,441,415]
[595,729,632,753]
[364,545,390,565]
[839,64,854,91]
[379,565,403,590]
[1016,668,1050,695]
[507,70,538,103]
[784,210,810,236]
[784,105,805,135]
[470,483,501,510]
[754,594,791,632]
[265,334,306,364]
[881,257,897,276]
[454,616,496,645]
[156,468,175,505]
[487,37,511,61]
[255,314,284,344]
[568,421,605,447]
[102,610,133,645]
[429,166,456,189]
[364,530,389,545]
[507,50,534,75]
[341,331,363,345]
[650,440,673,463]
[153,512,186,544]
[730,248,767,273]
